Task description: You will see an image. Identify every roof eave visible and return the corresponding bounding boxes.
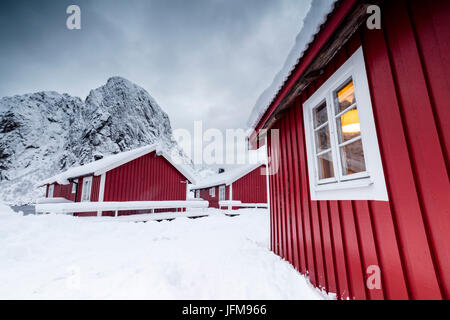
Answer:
[94,145,158,176]
[191,163,266,190]
[250,0,360,141]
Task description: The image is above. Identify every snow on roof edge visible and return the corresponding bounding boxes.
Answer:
[38,144,158,186]
[160,150,198,184]
[38,144,197,186]
[191,162,267,190]
[247,0,338,130]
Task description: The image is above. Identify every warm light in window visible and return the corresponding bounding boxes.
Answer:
[341,109,360,134]
[338,82,355,106]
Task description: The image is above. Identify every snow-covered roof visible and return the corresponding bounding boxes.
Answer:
[191,163,266,190]
[247,0,338,130]
[39,144,197,186]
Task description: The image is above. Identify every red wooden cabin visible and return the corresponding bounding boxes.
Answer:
[248,0,449,300]
[191,164,268,209]
[39,145,197,216]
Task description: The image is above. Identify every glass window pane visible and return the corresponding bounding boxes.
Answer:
[340,139,366,175]
[315,125,331,153]
[313,102,328,128]
[335,80,356,114]
[336,107,361,143]
[317,151,335,180]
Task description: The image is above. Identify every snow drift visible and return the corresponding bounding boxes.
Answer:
[0,207,332,300]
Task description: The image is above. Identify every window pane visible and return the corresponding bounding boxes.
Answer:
[313,102,328,128]
[315,125,331,153]
[340,139,366,175]
[335,80,356,114]
[317,151,335,180]
[336,107,361,143]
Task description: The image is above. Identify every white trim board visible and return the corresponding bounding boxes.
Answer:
[80,176,93,202]
[97,173,106,216]
[228,183,233,210]
[265,135,271,239]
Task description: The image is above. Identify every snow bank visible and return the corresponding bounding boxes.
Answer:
[36,197,74,204]
[0,208,333,300]
[0,202,16,216]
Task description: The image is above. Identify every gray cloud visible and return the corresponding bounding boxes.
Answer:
[0,0,311,151]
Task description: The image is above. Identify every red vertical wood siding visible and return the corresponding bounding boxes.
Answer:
[48,182,76,201]
[90,176,101,202]
[75,177,85,203]
[103,151,187,202]
[231,165,267,204]
[266,0,449,300]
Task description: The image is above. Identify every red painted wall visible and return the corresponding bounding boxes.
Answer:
[103,151,188,202]
[232,165,267,204]
[267,0,449,300]
[196,166,267,209]
[46,182,76,201]
[198,185,229,209]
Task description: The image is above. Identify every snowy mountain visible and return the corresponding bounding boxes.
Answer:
[0,77,191,205]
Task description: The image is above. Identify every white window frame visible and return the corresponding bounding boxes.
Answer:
[209,187,215,198]
[80,176,93,202]
[71,180,77,194]
[219,185,225,201]
[303,47,388,201]
[48,184,54,198]
[195,190,200,199]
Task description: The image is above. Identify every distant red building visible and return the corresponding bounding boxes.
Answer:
[191,164,268,209]
[248,0,449,299]
[40,145,196,216]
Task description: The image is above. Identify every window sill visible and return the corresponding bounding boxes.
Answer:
[315,178,374,192]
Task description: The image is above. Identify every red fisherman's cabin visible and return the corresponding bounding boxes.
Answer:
[191,164,268,209]
[39,145,197,216]
[248,0,449,300]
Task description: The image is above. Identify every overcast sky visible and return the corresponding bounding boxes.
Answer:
[0,0,311,166]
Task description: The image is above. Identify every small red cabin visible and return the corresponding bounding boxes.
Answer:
[248,0,449,299]
[191,164,268,209]
[39,145,196,216]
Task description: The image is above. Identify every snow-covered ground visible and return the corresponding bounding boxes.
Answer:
[0,203,332,300]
